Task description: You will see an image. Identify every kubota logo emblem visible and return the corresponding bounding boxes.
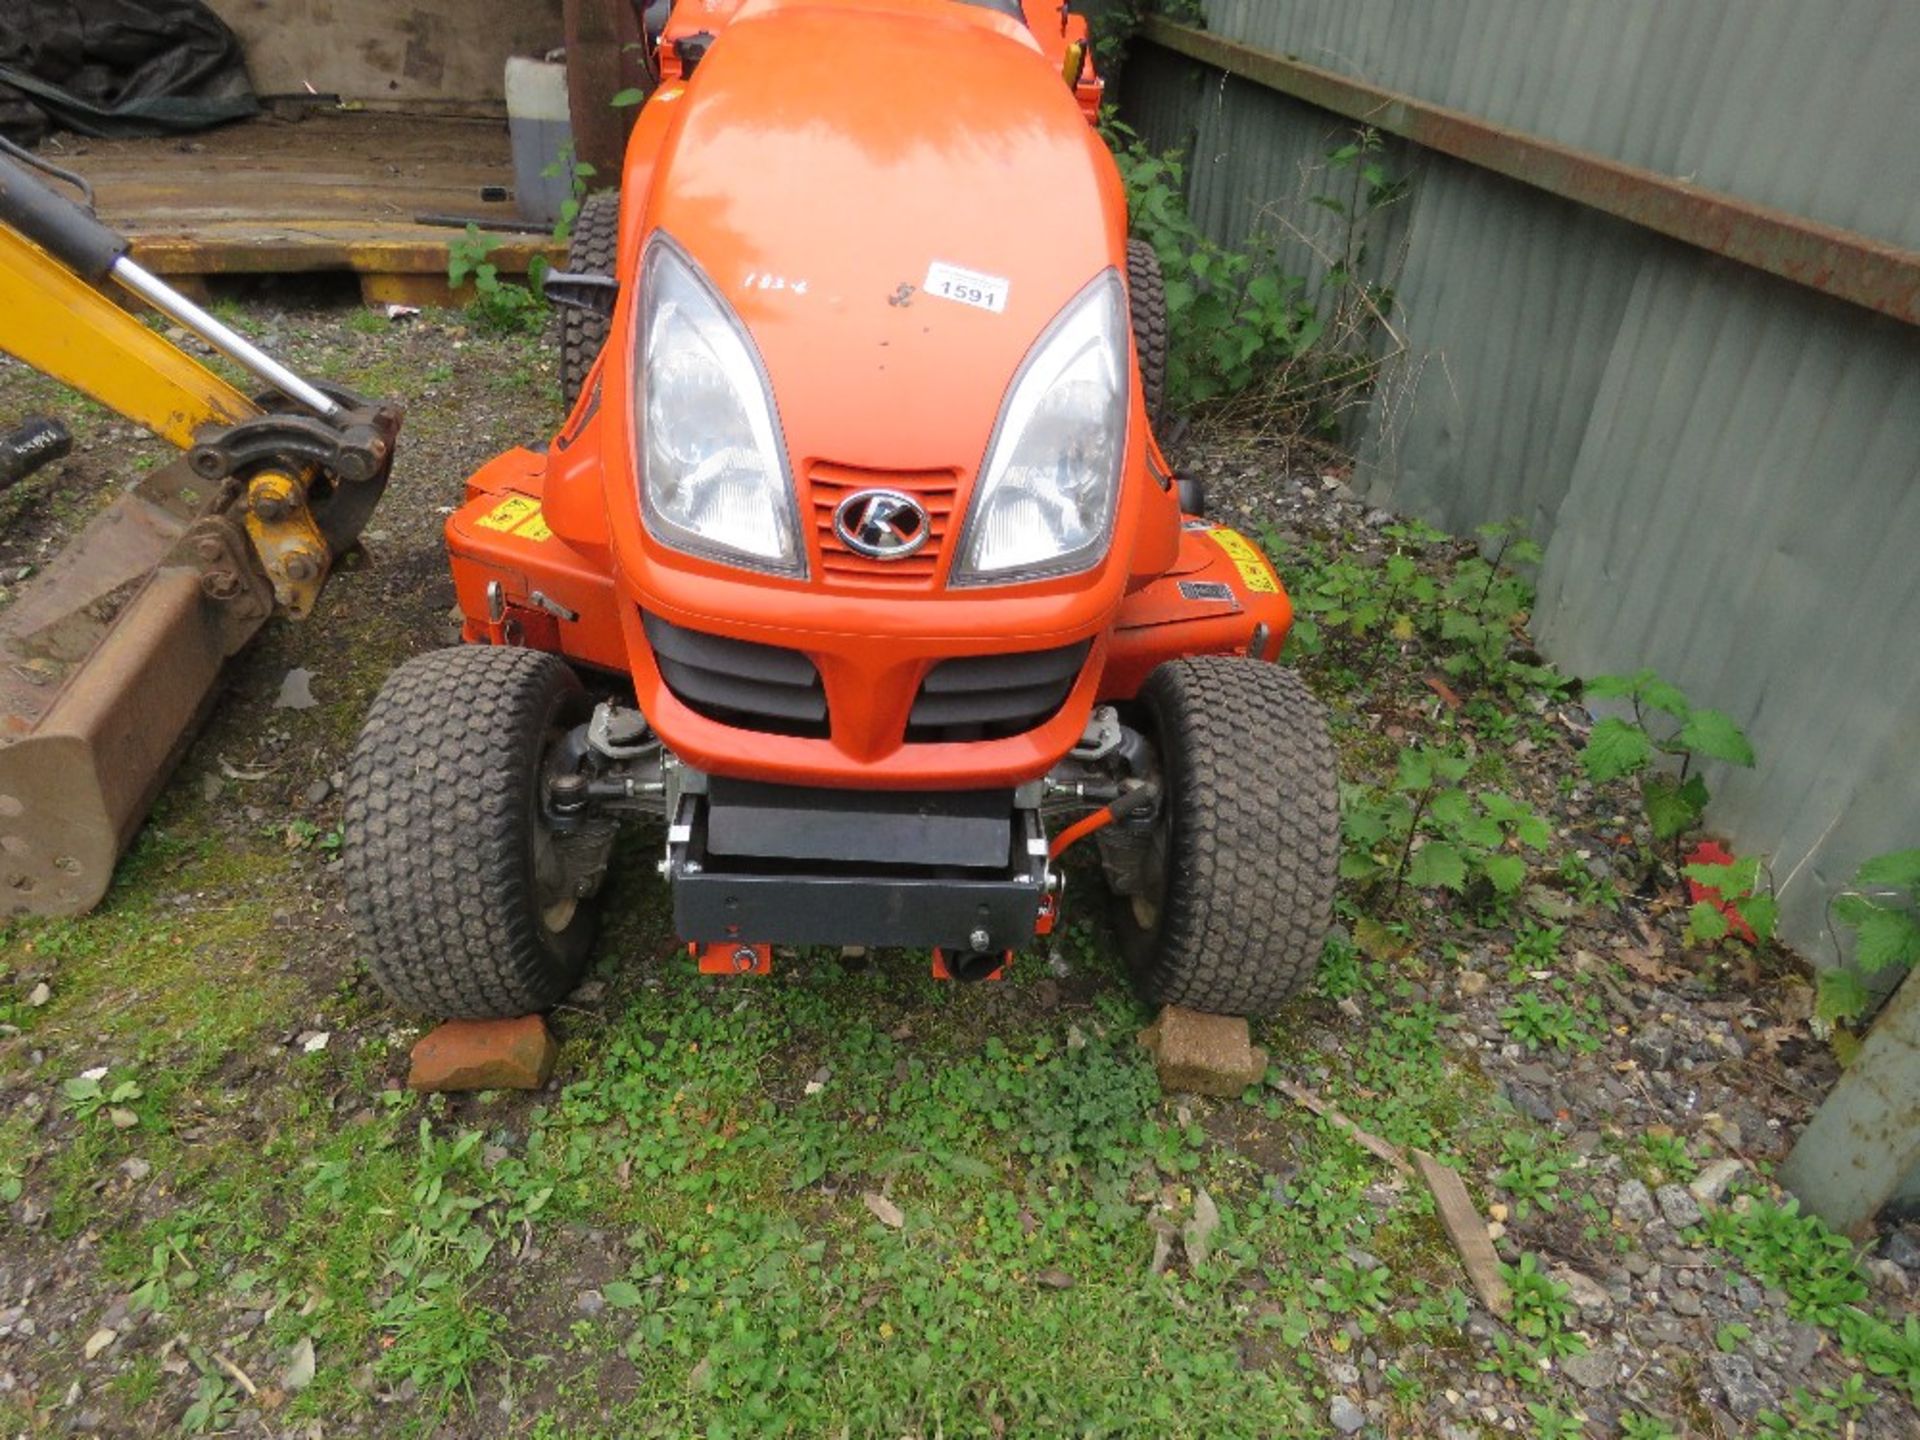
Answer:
[832,489,929,560]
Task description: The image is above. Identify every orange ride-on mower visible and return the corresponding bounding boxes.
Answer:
[342,0,1338,1019]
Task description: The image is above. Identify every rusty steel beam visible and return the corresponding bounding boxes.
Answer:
[1143,17,1920,327]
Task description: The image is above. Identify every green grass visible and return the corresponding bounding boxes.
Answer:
[6,816,1489,1436]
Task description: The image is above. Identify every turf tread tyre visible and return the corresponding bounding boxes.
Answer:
[344,646,595,1017]
[558,190,620,410]
[1127,237,1170,433]
[1126,657,1338,1015]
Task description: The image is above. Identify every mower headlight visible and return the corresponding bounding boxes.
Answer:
[953,271,1128,586]
[637,235,803,576]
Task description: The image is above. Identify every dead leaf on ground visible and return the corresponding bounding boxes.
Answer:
[281,1336,315,1393]
[1354,915,1412,963]
[1612,940,1680,985]
[861,1191,904,1229]
[274,668,317,710]
[1183,1188,1221,1270]
[1146,1214,1177,1276]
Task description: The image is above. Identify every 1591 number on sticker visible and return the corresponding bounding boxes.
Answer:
[924,261,1009,314]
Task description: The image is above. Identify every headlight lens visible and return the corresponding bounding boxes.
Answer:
[637,235,803,576]
[952,271,1128,585]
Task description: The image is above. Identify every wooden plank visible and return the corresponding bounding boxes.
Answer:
[1411,1149,1514,1320]
[126,226,561,278]
[1273,1080,1414,1176]
[360,273,465,308]
[53,113,562,280]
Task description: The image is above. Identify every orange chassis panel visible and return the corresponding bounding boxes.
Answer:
[447,454,1292,791]
[442,0,1293,794]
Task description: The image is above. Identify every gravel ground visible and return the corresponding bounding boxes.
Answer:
[1175,421,1920,1439]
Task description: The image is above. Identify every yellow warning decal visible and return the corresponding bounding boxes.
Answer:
[476,495,539,532]
[1208,528,1279,594]
[475,495,551,542]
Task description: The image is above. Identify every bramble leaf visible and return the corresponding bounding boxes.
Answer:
[1677,709,1755,767]
[1339,852,1386,881]
[1853,909,1920,974]
[1644,774,1709,841]
[1832,892,1879,926]
[1582,671,1647,701]
[1687,901,1730,945]
[1481,854,1528,894]
[1683,859,1756,895]
[1737,893,1779,944]
[1341,806,1394,850]
[1582,718,1652,783]
[1395,748,1433,792]
[1857,848,1920,892]
[1638,676,1691,721]
[1816,968,1872,1025]
[1584,669,1685,719]
[1407,842,1467,892]
[1456,817,1505,850]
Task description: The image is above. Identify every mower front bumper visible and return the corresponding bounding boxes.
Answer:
[667,777,1048,953]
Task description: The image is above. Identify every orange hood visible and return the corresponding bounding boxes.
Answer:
[638,0,1129,473]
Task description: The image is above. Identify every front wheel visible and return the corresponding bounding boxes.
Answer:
[1111,658,1339,1016]
[343,645,602,1017]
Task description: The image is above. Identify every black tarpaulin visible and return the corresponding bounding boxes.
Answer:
[0,0,258,143]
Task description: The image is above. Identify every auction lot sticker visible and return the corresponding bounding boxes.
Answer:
[924,261,1009,314]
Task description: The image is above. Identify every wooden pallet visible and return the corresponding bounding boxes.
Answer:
[53,109,565,305]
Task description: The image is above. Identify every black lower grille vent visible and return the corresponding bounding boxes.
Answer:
[908,642,1089,741]
[642,610,827,738]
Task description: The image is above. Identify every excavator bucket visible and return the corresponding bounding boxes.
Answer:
[0,159,396,916]
[0,461,273,916]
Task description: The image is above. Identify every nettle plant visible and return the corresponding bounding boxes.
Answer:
[540,138,596,241]
[1433,521,1558,696]
[1580,669,1755,850]
[447,225,546,336]
[1280,519,1561,702]
[1283,519,1448,660]
[1111,127,1321,408]
[1818,848,1920,1033]
[1342,745,1551,908]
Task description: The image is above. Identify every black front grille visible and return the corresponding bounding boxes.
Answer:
[642,611,827,737]
[908,642,1090,741]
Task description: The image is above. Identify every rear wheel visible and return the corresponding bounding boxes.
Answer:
[1112,658,1339,1015]
[343,646,600,1017]
[1127,237,1170,434]
[558,189,620,410]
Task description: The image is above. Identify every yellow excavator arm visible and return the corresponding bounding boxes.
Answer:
[0,224,254,446]
[0,150,401,917]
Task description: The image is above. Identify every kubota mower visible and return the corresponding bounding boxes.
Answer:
[343,0,1339,1018]
[0,145,399,916]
